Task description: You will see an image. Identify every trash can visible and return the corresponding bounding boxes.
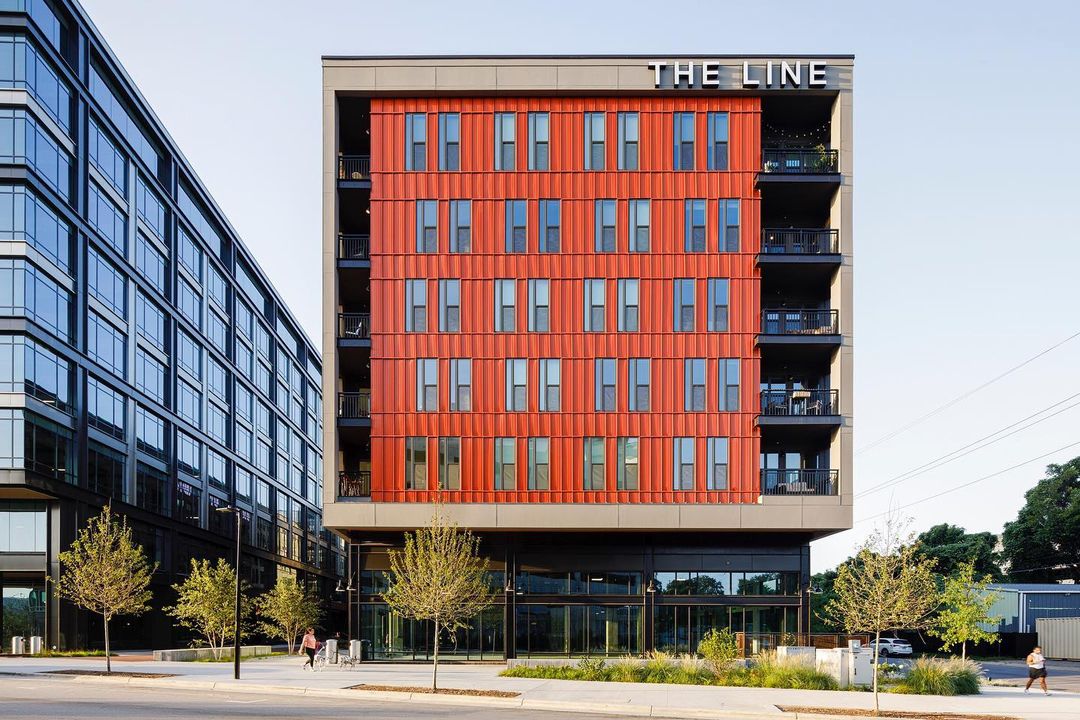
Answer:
[10,636,25,654]
[360,639,371,661]
[28,636,43,655]
[349,639,362,661]
[325,638,337,663]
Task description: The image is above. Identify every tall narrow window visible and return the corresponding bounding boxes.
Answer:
[629,358,650,411]
[405,437,427,490]
[528,279,549,331]
[595,358,616,412]
[674,278,696,332]
[595,199,616,252]
[505,199,527,253]
[450,359,472,411]
[707,278,729,332]
[539,200,560,253]
[450,200,471,253]
[438,437,461,490]
[684,199,706,252]
[439,112,460,171]
[539,359,560,412]
[618,112,639,170]
[719,358,740,411]
[528,437,550,490]
[673,437,695,490]
[405,113,426,171]
[528,112,549,170]
[505,358,527,411]
[494,279,516,332]
[707,112,729,171]
[495,112,516,171]
[584,112,605,170]
[439,279,460,332]
[405,280,427,332]
[617,437,639,490]
[673,112,695,170]
[629,200,649,252]
[707,437,729,490]
[494,438,516,490]
[416,200,437,253]
[719,199,740,252]
[584,437,605,490]
[618,279,639,332]
[685,358,706,411]
[583,279,605,331]
[416,358,437,411]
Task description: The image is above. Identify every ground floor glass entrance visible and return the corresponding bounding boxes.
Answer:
[1,578,47,645]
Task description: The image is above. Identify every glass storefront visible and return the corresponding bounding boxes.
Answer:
[515,604,642,657]
[653,605,799,655]
[359,603,504,660]
[1,581,46,644]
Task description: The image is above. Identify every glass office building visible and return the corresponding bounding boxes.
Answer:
[0,0,341,650]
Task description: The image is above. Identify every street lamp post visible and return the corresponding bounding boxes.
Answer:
[215,506,242,680]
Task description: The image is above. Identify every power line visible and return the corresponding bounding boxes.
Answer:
[855,393,1080,499]
[855,329,1080,456]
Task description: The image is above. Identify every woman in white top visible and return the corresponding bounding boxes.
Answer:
[1025,645,1049,695]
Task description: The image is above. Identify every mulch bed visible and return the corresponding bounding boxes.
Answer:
[779,707,1016,720]
[349,683,519,698]
[42,670,177,679]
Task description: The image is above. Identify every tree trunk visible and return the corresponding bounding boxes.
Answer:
[432,619,439,691]
[103,614,111,674]
[872,630,880,716]
[961,641,966,662]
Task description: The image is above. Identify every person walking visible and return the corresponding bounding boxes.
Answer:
[299,627,318,671]
[1024,645,1049,695]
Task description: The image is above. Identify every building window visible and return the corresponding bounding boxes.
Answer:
[135,405,166,458]
[438,112,460,171]
[708,278,729,331]
[87,375,125,439]
[684,199,706,252]
[405,437,427,490]
[618,279,639,332]
[685,358,706,412]
[594,199,615,252]
[178,228,203,281]
[719,359,740,411]
[494,279,516,332]
[87,248,126,318]
[505,199,527,253]
[439,279,460,332]
[416,200,437,253]
[528,437,549,490]
[87,311,126,377]
[177,277,201,329]
[583,279,605,331]
[450,358,471,411]
[505,358,526,412]
[719,199,740,252]
[673,112,695,170]
[627,199,649,252]
[494,437,516,490]
[618,112,639,170]
[673,437,695,490]
[405,279,427,332]
[595,358,616,412]
[629,358,650,411]
[539,359,560,412]
[405,113,426,171]
[495,112,515,170]
[528,279,549,332]
[674,279,696,332]
[528,112,549,170]
[134,292,164,346]
[617,437,639,490]
[539,200,560,253]
[450,200,471,253]
[707,437,729,490]
[176,377,201,427]
[584,437,605,490]
[416,358,437,411]
[134,348,164,402]
[438,437,460,490]
[707,112,729,171]
[135,234,166,293]
[584,112,605,170]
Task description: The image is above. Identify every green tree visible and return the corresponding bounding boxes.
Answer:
[1001,458,1080,583]
[916,524,1002,580]
[929,561,1001,660]
[256,576,321,654]
[697,627,739,670]
[56,505,156,673]
[383,505,496,690]
[167,558,252,659]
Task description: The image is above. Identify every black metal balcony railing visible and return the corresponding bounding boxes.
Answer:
[339,470,371,498]
[761,309,839,335]
[337,391,372,419]
[338,155,371,180]
[762,148,839,174]
[339,233,370,260]
[760,389,839,416]
[761,228,839,255]
[761,469,838,496]
[338,313,371,340]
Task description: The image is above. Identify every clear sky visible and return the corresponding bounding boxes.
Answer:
[80,0,1080,571]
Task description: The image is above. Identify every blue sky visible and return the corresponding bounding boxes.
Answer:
[81,0,1080,570]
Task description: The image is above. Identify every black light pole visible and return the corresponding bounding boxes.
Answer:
[215,506,242,680]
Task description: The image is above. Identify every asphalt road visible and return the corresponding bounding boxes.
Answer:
[979,659,1080,693]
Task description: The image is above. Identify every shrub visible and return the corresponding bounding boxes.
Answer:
[576,657,610,681]
[893,657,980,696]
[942,658,982,695]
[697,628,739,671]
[754,651,838,691]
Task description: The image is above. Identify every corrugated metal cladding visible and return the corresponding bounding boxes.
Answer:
[1037,617,1080,660]
[364,96,762,504]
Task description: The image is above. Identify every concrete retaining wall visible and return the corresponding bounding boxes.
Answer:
[153,645,274,662]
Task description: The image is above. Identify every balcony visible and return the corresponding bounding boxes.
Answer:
[338,391,371,419]
[761,469,838,496]
[338,233,370,262]
[760,309,839,336]
[338,155,371,184]
[338,470,371,499]
[760,388,838,417]
[759,228,839,258]
[337,313,371,341]
[761,148,839,175]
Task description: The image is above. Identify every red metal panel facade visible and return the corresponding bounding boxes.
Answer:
[367,96,761,505]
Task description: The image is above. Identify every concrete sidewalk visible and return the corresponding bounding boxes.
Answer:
[0,655,1076,720]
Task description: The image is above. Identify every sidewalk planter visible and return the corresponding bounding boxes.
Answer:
[152,645,274,662]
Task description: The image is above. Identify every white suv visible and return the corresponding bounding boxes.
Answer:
[868,637,913,657]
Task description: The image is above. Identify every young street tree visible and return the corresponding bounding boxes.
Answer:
[257,575,322,654]
[826,522,939,715]
[56,505,156,673]
[383,504,496,690]
[930,560,1001,660]
[167,558,252,659]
